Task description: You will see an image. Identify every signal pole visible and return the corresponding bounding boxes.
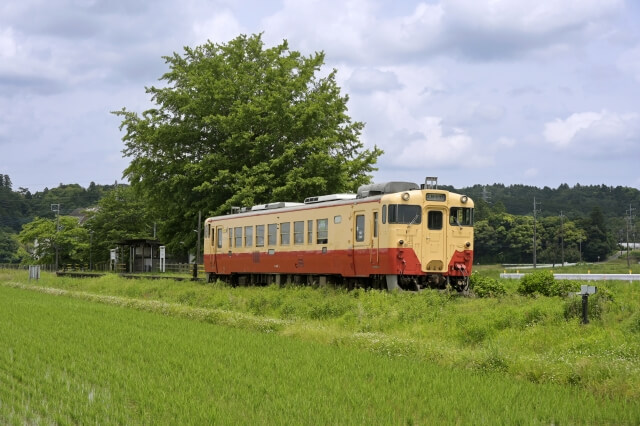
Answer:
[533,198,541,269]
[627,204,635,268]
[560,211,565,266]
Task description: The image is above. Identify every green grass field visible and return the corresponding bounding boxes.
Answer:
[1,266,639,423]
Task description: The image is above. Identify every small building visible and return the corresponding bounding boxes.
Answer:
[115,239,164,273]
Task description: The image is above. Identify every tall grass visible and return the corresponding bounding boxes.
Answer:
[2,267,640,402]
[1,284,638,424]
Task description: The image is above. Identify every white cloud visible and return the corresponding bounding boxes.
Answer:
[391,117,473,167]
[262,0,375,62]
[444,0,622,35]
[543,110,640,151]
[262,0,624,66]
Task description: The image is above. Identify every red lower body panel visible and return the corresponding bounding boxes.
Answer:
[205,248,473,278]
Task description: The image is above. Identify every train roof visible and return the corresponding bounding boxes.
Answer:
[206,179,470,222]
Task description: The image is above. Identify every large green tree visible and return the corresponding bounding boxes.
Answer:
[114,34,382,252]
[84,185,155,264]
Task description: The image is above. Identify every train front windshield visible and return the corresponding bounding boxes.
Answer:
[385,204,422,224]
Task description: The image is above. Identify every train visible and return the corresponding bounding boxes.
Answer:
[203,177,474,291]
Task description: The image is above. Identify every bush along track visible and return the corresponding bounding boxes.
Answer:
[2,271,640,402]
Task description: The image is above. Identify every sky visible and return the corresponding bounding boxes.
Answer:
[1,0,639,193]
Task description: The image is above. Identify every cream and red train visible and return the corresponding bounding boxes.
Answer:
[203,178,474,291]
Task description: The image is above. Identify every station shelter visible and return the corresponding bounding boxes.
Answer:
[114,239,164,273]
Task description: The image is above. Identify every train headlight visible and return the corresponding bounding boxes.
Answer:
[460,195,468,203]
[401,192,410,201]
[466,241,471,248]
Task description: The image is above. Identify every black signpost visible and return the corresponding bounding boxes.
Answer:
[578,285,597,324]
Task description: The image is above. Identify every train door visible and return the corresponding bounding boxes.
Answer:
[211,225,223,272]
[353,210,368,276]
[423,208,446,272]
[371,210,380,266]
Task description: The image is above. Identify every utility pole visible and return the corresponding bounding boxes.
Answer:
[51,204,60,270]
[627,204,635,268]
[560,211,565,266]
[89,231,93,271]
[533,197,541,269]
[196,210,202,265]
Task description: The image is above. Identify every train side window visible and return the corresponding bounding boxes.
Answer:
[244,226,253,247]
[217,228,223,249]
[234,227,243,247]
[280,222,290,245]
[428,211,443,230]
[207,224,213,244]
[382,205,387,224]
[307,220,313,244]
[355,215,365,242]
[294,221,304,245]
[317,218,328,244]
[228,227,232,248]
[256,225,265,247]
[268,224,277,246]
[373,212,378,238]
[449,207,474,226]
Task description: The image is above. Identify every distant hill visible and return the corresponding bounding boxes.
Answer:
[0,176,119,232]
[448,183,640,221]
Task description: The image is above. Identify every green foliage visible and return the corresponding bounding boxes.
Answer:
[517,270,578,297]
[582,206,615,262]
[563,289,613,322]
[0,228,20,263]
[462,183,639,264]
[469,272,506,297]
[518,270,554,295]
[17,216,89,265]
[84,185,155,263]
[0,180,30,231]
[114,34,382,250]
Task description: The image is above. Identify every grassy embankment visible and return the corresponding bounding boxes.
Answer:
[1,261,639,423]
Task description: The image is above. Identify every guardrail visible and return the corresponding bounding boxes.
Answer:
[500,273,639,282]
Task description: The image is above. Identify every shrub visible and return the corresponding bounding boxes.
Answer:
[518,270,578,297]
[518,270,555,296]
[469,273,506,298]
